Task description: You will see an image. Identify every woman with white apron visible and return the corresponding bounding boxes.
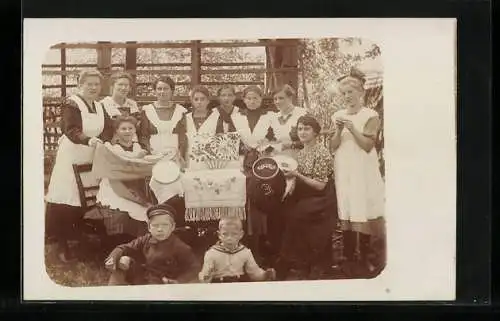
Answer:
[101,72,141,145]
[138,77,187,211]
[100,72,141,119]
[180,85,224,168]
[45,69,113,262]
[330,71,385,277]
[174,85,224,246]
[230,85,277,264]
[138,76,187,162]
[260,84,308,264]
[269,84,307,160]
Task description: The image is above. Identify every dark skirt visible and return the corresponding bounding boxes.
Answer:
[45,202,85,244]
[280,180,338,271]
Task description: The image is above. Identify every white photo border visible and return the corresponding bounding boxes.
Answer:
[23,18,457,301]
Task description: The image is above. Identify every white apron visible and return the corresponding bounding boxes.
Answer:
[142,104,186,155]
[100,96,140,118]
[45,95,105,207]
[332,107,385,223]
[185,109,221,169]
[270,106,307,159]
[101,96,140,142]
[231,110,275,149]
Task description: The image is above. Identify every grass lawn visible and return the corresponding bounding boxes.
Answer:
[45,242,110,287]
[44,235,384,286]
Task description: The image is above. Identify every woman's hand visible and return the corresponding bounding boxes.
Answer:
[88,136,103,147]
[342,119,355,132]
[117,256,131,271]
[281,177,296,201]
[283,169,298,179]
[335,118,345,132]
[136,149,148,158]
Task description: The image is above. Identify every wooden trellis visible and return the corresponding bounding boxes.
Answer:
[43,40,301,159]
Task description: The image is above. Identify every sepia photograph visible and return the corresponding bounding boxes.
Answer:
[42,37,385,286]
[24,18,456,301]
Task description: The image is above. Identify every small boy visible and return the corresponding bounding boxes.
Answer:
[105,204,200,285]
[199,217,276,283]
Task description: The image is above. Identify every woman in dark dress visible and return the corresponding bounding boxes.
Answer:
[230,85,277,263]
[276,114,337,280]
[45,69,114,262]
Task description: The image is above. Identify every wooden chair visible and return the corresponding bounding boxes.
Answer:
[72,163,107,238]
[72,163,100,211]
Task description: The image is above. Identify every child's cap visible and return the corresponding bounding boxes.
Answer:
[146,203,177,223]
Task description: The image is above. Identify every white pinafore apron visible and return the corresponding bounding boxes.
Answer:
[100,96,140,118]
[231,110,275,150]
[332,107,385,224]
[185,109,221,169]
[45,95,105,207]
[143,104,186,155]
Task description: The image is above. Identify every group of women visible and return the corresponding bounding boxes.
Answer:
[45,68,385,280]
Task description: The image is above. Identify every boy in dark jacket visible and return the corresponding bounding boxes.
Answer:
[105,204,200,285]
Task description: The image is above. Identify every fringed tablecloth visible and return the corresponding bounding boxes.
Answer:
[181,169,247,222]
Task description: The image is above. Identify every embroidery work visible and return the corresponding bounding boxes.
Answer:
[188,132,241,169]
[192,176,238,195]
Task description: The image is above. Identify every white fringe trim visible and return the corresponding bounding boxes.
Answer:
[185,207,246,222]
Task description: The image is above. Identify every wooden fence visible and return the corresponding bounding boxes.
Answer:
[42,40,384,178]
[43,40,303,156]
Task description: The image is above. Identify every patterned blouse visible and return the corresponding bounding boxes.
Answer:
[296,142,334,183]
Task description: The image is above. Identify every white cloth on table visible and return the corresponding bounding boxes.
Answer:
[332,107,385,223]
[181,169,247,222]
[45,95,105,207]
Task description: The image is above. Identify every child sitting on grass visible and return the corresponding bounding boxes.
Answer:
[104,204,200,285]
[199,217,276,283]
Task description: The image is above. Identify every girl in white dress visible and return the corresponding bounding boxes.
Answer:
[138,76,187,164]
[45,69,114,262]
[330,72,385,276]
